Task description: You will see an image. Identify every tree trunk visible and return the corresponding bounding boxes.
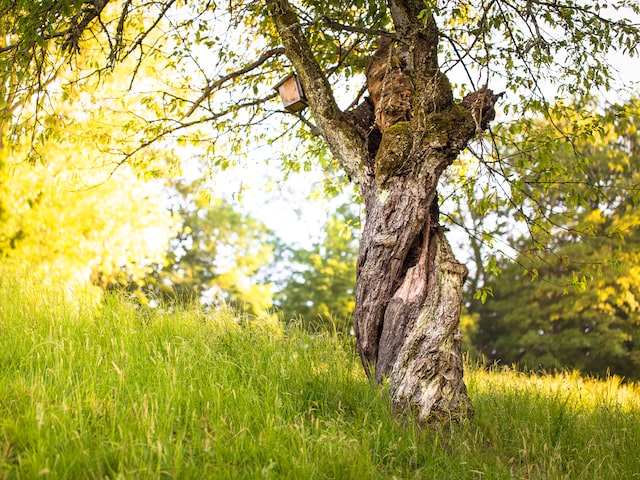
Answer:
[356,204,472,423]
[268,0,500,424]
[354,111,476,424]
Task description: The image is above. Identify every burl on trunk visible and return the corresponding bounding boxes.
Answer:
[351,36,502,424]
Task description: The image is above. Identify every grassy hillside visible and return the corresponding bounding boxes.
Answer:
[1,271,639,479]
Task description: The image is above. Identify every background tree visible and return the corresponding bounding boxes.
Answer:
[276,204,360,334]
[0,86,178,292]
[2,0,639,423]
[472,238,640,379]
[111,180,276,315]
[470,98,640,379]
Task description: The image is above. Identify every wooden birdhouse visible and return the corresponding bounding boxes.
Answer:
[274,73,308,113]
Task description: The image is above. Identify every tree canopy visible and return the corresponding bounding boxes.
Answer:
[2,2,639,228]
[2,2,638,272]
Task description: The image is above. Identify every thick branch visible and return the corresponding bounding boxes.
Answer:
[0,1,112,55]
[63,0,111,53]
[266,0,367,184]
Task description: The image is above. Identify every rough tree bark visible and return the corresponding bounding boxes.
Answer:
[267,0,501,424]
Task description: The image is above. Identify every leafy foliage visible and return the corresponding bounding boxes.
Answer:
[109,180,276,314]
[0,118,178,291]
[469,98,640,379]
[446,94,640,285]
[0,16,188,292]
[276,204,360,333]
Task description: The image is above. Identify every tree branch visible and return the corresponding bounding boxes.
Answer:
[62,0,111,53]
[184,47,286,118]
[320,15,394,39]
[110,92,279,174]
[121,0,178,62]
[265,0,367,185]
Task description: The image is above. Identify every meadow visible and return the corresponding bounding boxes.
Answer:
[1,272,639,479]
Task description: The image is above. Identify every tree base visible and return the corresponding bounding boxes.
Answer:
[386,228,471,425]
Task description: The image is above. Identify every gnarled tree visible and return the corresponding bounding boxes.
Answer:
[269,0,484,422]
[1,0,639,424]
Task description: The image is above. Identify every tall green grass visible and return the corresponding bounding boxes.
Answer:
[1,269,639,479]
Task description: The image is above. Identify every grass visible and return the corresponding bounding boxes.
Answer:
[1,271,639,479]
